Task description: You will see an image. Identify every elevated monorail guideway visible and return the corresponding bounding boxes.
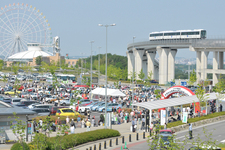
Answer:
[127,33,225,86]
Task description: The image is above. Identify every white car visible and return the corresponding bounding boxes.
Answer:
[78,105,91,113]
[46,95,57,102]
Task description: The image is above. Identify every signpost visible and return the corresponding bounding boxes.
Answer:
[182,112,188,123]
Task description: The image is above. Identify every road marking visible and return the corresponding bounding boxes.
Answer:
[176,135,185,139]
[221,139,225,143]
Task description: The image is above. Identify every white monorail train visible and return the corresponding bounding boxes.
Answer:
[149,29,206,40]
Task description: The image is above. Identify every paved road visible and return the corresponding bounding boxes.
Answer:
[120,120,225,150]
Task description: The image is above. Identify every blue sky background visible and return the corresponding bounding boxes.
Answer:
[1,0,225,58]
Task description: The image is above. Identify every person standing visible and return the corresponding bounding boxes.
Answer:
[132,118,135,132]
[66,116,70,127]
[150,122,154,136]
[86,119,91,131]
[33,119,37,133]
[164,123,167,129]
[141,116,145,130]
[57,117,61,131]
[220,104,223,112]
[70,119,75,134]
[39,119,43,133]
[189,123,192,139]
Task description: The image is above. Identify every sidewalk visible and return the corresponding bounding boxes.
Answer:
[0,122,151,150]
[71,122,151,150]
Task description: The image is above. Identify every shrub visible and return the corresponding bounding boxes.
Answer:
[11,142,30,150]
[29,129,120,150]
[167,111,225,128]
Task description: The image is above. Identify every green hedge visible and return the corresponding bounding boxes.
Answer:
[167,111,225,128]
[11,142,29,150]
[28,129,120,150]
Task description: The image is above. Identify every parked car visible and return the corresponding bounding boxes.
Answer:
[2,98,12,104]
[56,108,80,117]
[96,103,110,112]
[10,98,22,105]
[76,99,92,105]
[4,90,21,95]
[58,98,71,106]
[49,106,68,115]
[32,108,50,116]
[32,104,53,109]
[0,95,4,101]
[46,95,57,103]
[27,103,40,109]
[92,102,105,111]
[106,103,122,112]
[20,100,38,106]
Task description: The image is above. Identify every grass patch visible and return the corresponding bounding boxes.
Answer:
[167,111,225,128]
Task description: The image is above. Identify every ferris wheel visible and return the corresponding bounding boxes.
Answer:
[0,3,52,60]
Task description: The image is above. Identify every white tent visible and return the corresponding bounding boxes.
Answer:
[91,88,126,97]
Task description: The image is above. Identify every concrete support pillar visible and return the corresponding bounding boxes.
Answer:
[143,61,147,80]
[133,49,145,80]
[201,51,209,80]
[168,49,177,82]
[213,51,219,86]
[126,51,134,79]
[196,51,201,84]
[157,47,170,84]
[146,51,156,80]
[219,52,224,69]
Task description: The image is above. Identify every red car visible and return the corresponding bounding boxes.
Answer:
[159,129,174,135]
[27,88,35,92]
[18,86,24,91]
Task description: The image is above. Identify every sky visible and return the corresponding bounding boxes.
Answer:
[1,0,225,59]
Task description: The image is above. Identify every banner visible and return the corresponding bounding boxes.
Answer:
[182,112,188,123]
[28,122,33,134]
[160,110,166,125]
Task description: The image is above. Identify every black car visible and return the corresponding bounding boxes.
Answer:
[20,100,38,106]
[15,103,27,109]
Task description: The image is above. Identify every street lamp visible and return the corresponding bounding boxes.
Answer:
[132,36,135,111]
[98,46,101,86]
[98,23,116,129]
[89,41,94,89]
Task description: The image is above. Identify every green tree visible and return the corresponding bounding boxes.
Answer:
[188,69,197,85]
[3,75,7,86]
[147,71,153,82]
[213,77,225,112]
[138,69,145,81]
[8,112,26,149]
[0,59,3,71]
[49,61,58,76]
[129,71,137,81]
[35,56,42,65]
[196,84,209,115]
[12,63,19,74]
[154,89,161,99]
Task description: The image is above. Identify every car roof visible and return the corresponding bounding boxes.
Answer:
[160,129,172,132]
[58,108,73,110]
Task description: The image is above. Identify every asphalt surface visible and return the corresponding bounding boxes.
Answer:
[126,120,225,150]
